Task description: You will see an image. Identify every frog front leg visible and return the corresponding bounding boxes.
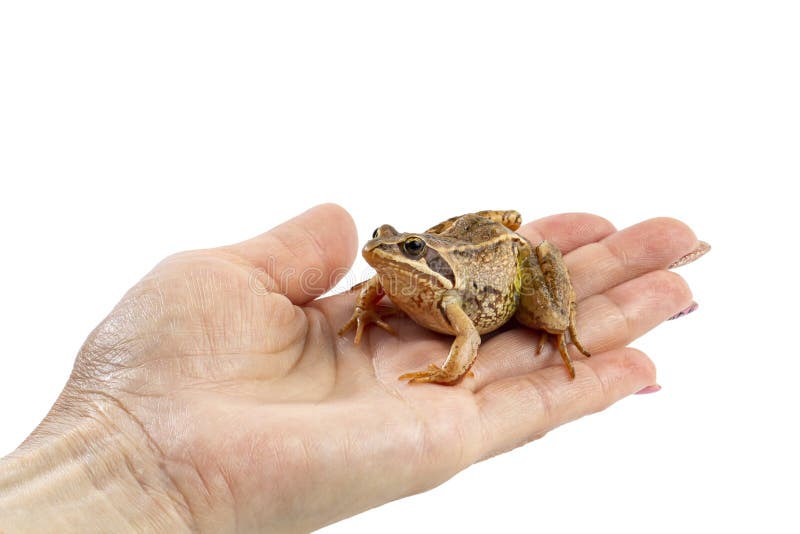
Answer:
[515,241,591,378]
[338,276,397,344]
[398,291,480,384]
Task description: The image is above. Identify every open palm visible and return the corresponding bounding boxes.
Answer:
[65,204,702,532]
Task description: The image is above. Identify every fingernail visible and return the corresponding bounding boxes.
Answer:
[636,384,662,395]
[669,241,711,269]
[668,301,699,320]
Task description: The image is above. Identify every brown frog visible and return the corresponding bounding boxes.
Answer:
[338,210,591,384]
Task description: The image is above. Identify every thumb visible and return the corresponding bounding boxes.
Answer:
[223,203,358,305]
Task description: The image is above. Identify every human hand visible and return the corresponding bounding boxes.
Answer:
[0,204,705,533]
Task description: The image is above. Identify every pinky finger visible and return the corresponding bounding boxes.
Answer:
[474,347,657,461]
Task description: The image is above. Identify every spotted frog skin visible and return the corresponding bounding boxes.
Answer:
[338,210,590,384]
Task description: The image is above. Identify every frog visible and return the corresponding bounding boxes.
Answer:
[338,210,591,384]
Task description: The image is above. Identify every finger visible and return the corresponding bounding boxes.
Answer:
[471,269,691,387]
[223,203,358,304]
[566,217,702,301]
[475,347,656,461]
[517,212,616,253]
[577,269,692,353]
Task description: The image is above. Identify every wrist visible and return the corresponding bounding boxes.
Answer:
[0,390,194,533]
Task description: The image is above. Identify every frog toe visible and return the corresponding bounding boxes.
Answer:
[398,364,462,384]
[339,307,397,344]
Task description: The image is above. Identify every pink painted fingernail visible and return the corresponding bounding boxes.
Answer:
[668,301,699,320]
[669,241,711,269]
[636,384,662,395]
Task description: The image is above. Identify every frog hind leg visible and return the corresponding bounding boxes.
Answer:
[338,275,397,343]
[532,332,578,379]
[475,210,522,231]
[515,241,590,378]
[557,333,576,378]
[398,292,480,385]
[425,210,522,234]
[569,301,591,358]
[536,332,548,354]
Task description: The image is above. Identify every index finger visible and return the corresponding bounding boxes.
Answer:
[517,212,617,253]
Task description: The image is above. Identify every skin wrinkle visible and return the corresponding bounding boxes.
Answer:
[400,406,441,495]
[581,359,611,417]
[476,373,551,458]
[421,392,481,481]
[122,452,155,508]
[286,332,337,403]
[185,446,234,531]
[334,427,386,520]
[580,294,636,352]
[559,273,691,357]
[335,319,439,488]
[475,394,495,461]
[194,280,219,362]
[264,228,303,289]
[520,373,556,431]
[259,304,310,380]
[587,271,691,349]
[567,243,621,299]
[200,243,293,299]
[257,433,312,529]
[451,401,478,472]
[155,266,310,385]
[188,450,215,505]
[80,289,191,384]
[572,217,616,248]
[604,232,632,271]
[70,389,197,531]
[168,461,207,533]
[217,465,239,533]
[292,219,341,290]
[292,307,336,396]
[310,296,400,399]
[643,218,697,260]
[369,338,409,401]
[525,213,616,253]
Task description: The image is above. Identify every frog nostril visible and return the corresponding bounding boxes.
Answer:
[362,241,381,255]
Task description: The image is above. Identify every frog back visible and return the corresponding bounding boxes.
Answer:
[443,224,526,334]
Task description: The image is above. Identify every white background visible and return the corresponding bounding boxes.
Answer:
[1,2,798,532]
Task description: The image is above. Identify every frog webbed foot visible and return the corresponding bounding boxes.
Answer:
[338,276,398,343]
[398,292,480,385]
[536,322,592,379]
[398,364,460,384]
[338,306,397,344]
[518,241,591,379]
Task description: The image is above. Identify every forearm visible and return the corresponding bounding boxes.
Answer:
[0,395,193,533]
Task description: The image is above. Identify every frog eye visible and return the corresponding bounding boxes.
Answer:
[372,228,380,239]
[402,236,426,258]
